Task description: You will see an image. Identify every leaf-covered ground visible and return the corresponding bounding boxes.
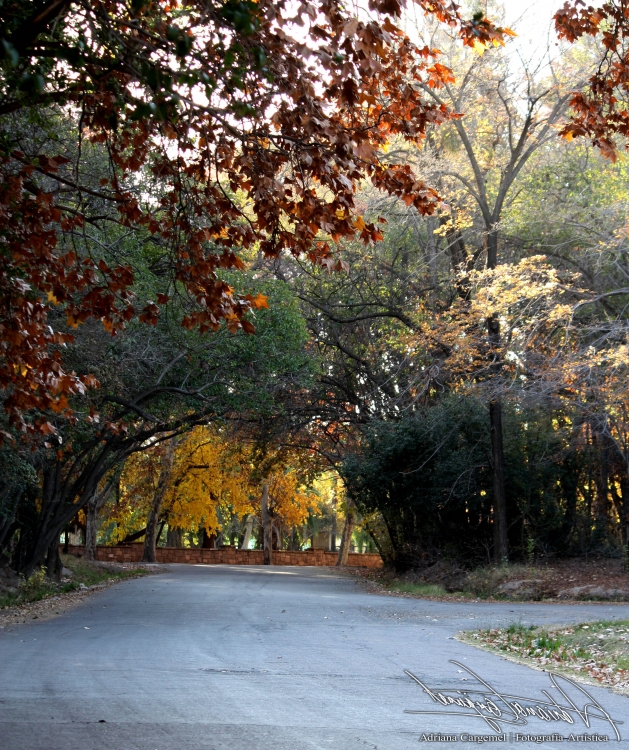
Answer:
[459,620,629,694]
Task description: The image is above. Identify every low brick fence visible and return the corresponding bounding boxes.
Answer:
[61,544,382,568]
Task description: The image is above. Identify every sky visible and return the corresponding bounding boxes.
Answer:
[501,0,564,56]
[399,0,567,59]
[502,0,563,34]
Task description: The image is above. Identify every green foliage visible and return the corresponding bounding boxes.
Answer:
[0,566,64,609]
[19,566,47,598]
[0,445,37,521]
[342,396,596,568]
[0,554,154,609]
[387,582,448,597]
[342,396,492,569]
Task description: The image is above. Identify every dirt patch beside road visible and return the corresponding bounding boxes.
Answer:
[0,558,163,632]
[347,557,629,603]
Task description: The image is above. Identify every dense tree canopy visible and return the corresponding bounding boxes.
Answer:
[0,0,512,437]
[3,1,629,578]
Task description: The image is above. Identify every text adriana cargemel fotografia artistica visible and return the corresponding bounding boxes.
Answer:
[405,661,623,743]
[416,734,611,743]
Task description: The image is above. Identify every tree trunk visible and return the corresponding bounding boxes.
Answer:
[0,512,17,552]
[156,520,166,547]
[17,439,128,578]
[45,536,62,581]
[336,505,355,566]
[84,495,99,562]
[141,440,177,563]
[330,513,337,553]
[486,226,499,268]
[490,398,508,562]
[240,514,254,550]
[621,470,629,547]
[426,215,438,287]
[84,479,117,561]
[593,431,611,539]
[261,483,272,565]
[272,524,281,550]
[201,529,217,548]
[166,527,182,547]
[485,220,508,564]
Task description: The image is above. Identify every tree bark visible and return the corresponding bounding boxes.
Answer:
[486,226,499,268]
[156,520,166,547]
[484,211,509,564]
[84,480,117,561]
[166,527,182,547]
[489,399,508,562]
[621,470,629,547]
[84,496,99,562]
[336,505,355,566]
[18,438,129,578]
[45,535,62,581]
[0,512,17,551]
[593,430,611,538]
[426,215,438,287]
[261,483,272,565]
[240,514,254,549]
[118,527,146,544]
[141,439,177,563]
[201,529,217,548]
[273,524,281,550]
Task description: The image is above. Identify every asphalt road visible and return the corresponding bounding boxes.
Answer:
[1,565,629,750]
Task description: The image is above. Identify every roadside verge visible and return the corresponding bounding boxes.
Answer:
[0,554,162,632]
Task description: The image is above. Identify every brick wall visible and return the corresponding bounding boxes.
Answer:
[61,544,383,568]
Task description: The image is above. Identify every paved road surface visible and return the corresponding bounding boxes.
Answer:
[1,565,628,750]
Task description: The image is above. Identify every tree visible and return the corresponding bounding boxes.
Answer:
[0,0,511,437]
[160,428,252,545]
[99,425,320,562]
[265,26,587,560]
[341,396,494,569]
[84,475,118,561]
[2,271,317,575]
[336,499,356,566]
[141,438,178,563]
[412,23,575,560]
[555,0,629,161]
[552,1,629,547]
